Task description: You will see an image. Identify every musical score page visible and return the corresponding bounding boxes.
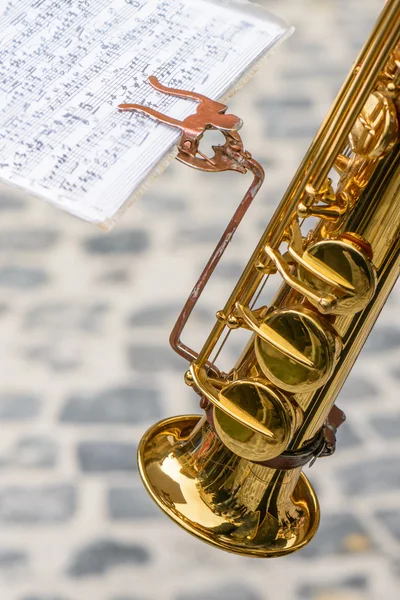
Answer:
[0,0,291,227]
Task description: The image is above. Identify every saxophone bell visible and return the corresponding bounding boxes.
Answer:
[138,415,320,557]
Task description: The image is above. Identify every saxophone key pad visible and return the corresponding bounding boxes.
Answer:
[213,379,297,462]
[297,237,377,315]
[254,307,339,394]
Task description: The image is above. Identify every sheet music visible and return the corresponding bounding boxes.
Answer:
[0,0,290,226]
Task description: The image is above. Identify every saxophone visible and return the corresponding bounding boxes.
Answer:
[133,0,400,557]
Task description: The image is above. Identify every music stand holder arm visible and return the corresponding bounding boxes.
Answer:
[118,76,265,376]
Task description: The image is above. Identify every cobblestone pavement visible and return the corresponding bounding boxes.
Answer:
[0,1,399,599]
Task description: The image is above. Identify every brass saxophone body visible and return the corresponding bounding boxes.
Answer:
[137,1,400,557]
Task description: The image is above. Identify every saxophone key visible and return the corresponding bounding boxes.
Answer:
[253,307,340,394]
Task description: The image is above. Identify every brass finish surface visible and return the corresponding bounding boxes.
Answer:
[236,303,316,368]
[297,239,377,315]
[254,308,338,393]
[136,0,400,557]
[138,415,320,557]
[189,363,288,440]
[213,380,295,461]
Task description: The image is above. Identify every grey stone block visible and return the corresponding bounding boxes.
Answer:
[25,302,108,332]
[177,225,229,244]
[362,326,400,353]
[175,583,261,600]
[339,458,400,495]
[256,97,313,111]
[282,65,346,83]
[142,193,186,214]
[285,37,325,55]
[370,413,400,439]
[267,119,319,139]
[375,509,400,541]
[0,266,47,288]
[60,386,161,425]
[0,393,41,420]
[108,485,161,520]
[299,513,370,557]
[297,576,368,598]
[111,598,149,600]
[336,422,362,449]
[0,195,26,210]
[128,345,186,372]
[84,230,149,254]
[21,597,67,600]
[0,437,57,468]
[213,261,243,280]
[393,561,400,581]
[25,345,81,372]
[78,442,137,473]
[0,229,59,251]
[0,549,27,567]
[100,269,130,283]
[129,303,212,328]
[338,375,378,401]
[111,597,149,600]
[0,485,75,523]
[68,539,150,577]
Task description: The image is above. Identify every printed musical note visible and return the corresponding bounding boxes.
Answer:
[0,0,289,225]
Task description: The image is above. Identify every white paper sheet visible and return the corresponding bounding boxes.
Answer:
[0,0,291,226]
